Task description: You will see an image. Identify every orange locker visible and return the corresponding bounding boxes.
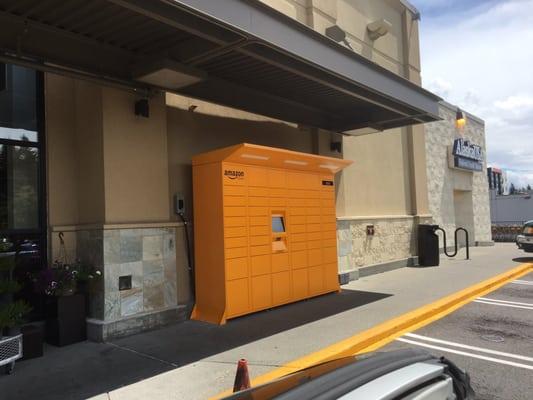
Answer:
[191,143,352,324]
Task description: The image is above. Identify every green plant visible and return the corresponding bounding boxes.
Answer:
[0,301,32,329]
[33,260,102,297]
[0,253,15,273]
[72,260,102,283]
[0,238,32,335]
[0,279,21,294]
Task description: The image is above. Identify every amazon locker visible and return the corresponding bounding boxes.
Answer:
[191,144,352,324]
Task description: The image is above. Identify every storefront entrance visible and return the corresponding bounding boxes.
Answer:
[0,63,46,319]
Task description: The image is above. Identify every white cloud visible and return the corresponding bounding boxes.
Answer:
[417,0,533,185]
[425,77,452,98]
[494,95,533,110]
[506,170,533,189]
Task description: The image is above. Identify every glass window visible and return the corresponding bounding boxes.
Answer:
[0,64,38,133]
[0,144,40,230]
[272,216,285,233]
[0,63,44,321]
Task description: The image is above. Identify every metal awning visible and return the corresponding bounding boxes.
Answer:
[0,0,441,132]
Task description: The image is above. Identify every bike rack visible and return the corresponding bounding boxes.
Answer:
[435,227,470,260]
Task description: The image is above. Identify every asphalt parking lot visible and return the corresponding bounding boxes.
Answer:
[381,272,533,400]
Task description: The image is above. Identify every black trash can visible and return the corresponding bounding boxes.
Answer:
[418,224,440,267]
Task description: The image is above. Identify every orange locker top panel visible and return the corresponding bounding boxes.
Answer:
[192,143,352,174]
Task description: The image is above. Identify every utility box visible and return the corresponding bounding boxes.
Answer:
[191,143,352,324]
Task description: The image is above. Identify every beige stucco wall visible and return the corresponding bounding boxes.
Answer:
[75,81,105,225]
[337,128,412,216]
[46,75,105,227]
[259,0,419,76]
[102,89,170,224]
[166,107,316,222]
[46,74,78,227]
[258,0,311,25]
[47,75,171,227]
[46,74,106,260]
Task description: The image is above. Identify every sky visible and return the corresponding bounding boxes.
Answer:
[413,0,533,188]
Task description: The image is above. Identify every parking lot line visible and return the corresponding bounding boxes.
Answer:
[403,333,533,363]
[473,299,533,310]
[477,297,533,306]
[396,338,533,370]
[512,280,533,286]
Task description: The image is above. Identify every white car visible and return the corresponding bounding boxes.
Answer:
[516,220,533,253]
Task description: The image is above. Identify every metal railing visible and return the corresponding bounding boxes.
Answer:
[436,227,470,260]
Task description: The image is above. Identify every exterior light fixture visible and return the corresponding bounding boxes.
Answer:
[367,19,392,40]
[325,25,354,50]
[456,108,466,130]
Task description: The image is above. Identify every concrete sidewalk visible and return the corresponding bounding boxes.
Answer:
[2,243,530,400]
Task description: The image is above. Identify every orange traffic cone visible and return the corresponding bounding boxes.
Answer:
[233,358,251,392]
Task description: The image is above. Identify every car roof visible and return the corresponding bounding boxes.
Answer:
[223,349,435,400]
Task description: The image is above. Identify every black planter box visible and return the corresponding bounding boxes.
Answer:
[45,294,86,346]
[21,325,43,360]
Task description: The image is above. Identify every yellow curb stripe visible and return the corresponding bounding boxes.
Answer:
[212,263,532,399]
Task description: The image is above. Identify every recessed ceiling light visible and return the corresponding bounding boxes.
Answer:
[133,59,206,90]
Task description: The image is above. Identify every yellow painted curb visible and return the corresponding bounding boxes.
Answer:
[212,263,532,399]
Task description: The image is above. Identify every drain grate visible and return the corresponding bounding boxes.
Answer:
[481,334,505,343]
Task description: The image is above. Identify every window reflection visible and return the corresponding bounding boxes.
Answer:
[0,145,39,230]
[0,127,38,142]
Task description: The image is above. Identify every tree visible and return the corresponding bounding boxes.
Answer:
[528,184,532,191]
[509,183,516,195]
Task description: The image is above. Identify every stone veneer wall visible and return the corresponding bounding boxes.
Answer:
[424,104,492,246]
[337,215,432,275]
[63,225,182,340]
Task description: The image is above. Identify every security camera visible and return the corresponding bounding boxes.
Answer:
[367,19,392,40]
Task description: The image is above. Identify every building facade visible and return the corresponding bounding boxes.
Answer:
[487,167,507,195]
[0,0,488,340]
[424,103,492,248]
[490,191,533,225]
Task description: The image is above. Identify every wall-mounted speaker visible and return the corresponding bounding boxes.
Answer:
[134,98,149,118]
